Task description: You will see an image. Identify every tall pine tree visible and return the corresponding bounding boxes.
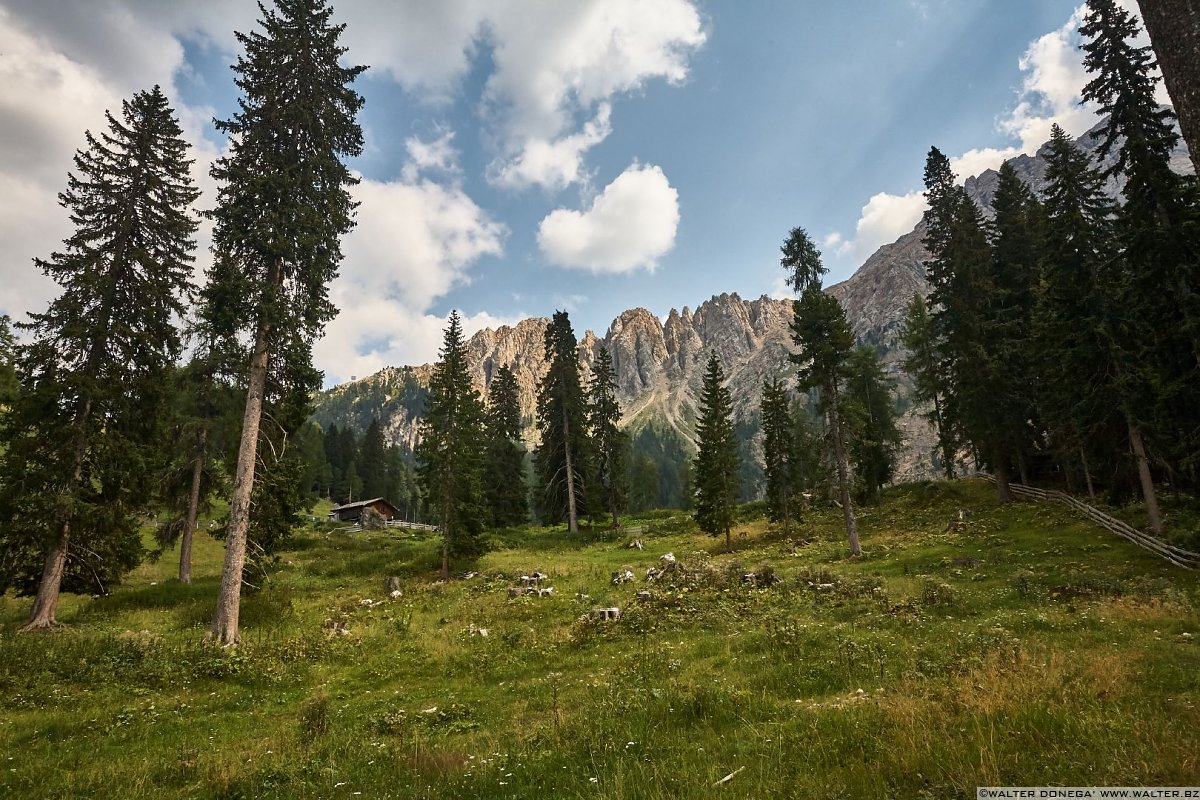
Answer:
[535,311,590,532]
[483,365,529,527]
[1034,124,1122,501]
[1082,0,1200,522]
[417,312,487,579]
[0,87,199,628]
[358,417,389,500]
[199,0,365,644]
[899,294,955,478]
[588,347,629,528]
[843,346,902,504]
[987,162,1045,483]
[783,227,861,555]
[692,351,739,551]
[761,377,799,535]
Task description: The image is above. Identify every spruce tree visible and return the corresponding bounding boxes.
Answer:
[761,377,798,535]
[484,365,529,527]
[987,162,1045,483]
[199,0,365,644]
[899,294,955,478]
[417,312,487,579]
[0,87,199,628]
[843,346,902,503]
[1082,0,1200,518]
[921,150,1013,501]
[358,417,389,500]
[692,351,740,551]
[535,311,590,532]
[783,227,861,555]
[1034,125,1122,500]
[588,347,629,528]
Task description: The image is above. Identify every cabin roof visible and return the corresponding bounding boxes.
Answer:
[328,498,396,513]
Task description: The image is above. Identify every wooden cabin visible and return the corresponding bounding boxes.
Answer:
[327,498,399,523]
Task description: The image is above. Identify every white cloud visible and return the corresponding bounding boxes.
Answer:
[490,103,612,191]
[313,174,508,383]
[0,5,215,320]
[401,130,461,183]
[480,0,705,189]
[314,303,516,385]
[537,163,679,273]
[824,191,928,263]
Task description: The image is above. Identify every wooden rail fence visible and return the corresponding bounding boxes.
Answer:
[980,474,1200,569]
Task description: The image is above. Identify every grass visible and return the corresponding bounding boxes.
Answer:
[1,479,1198,798]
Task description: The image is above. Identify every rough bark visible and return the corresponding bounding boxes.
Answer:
[562,403,578,534]
[210,324,270,646]
[827,382,861,556]
[179,427,209,585]
[1127,419,1164,535]
[20,534,70,631]
[1138,0,1200,174]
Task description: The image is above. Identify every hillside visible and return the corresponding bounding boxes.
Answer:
[2,480,1198,797]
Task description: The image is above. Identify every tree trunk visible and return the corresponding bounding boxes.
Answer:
[1016,450,1030,486]
[993,454,1013,504]
[611,506,619,530]
[1080,448,1097,502]
[933,393,954,480]
[20,534,70,631]
[210,323,271,646]
[1138,0,1200,174]
[725,525,732,553]
[179,427,209,585]
[827,383,860,556]
[21,398,92,632]
[1127,419,1164,535]
[562,403,578,534]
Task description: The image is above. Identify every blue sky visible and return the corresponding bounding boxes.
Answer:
[0,1,1117,386]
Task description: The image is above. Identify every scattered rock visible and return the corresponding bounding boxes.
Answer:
[628,539,644,550]
[389,589,403,599]
[636,590,652,603]
[612,568,635,585]
[589,607,622,622]
[660,552,676,565]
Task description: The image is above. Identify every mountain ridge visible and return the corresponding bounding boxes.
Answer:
[310,116,1193,492]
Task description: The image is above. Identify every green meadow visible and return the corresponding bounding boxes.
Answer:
[2,480,1198,799]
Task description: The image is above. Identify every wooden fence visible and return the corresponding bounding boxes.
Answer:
[979,474,1200,569]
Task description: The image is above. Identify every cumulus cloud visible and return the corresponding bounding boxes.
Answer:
[823,191,928,263]
[490,103,612,191]
[480,0,706,189]
[401,130,461,183]
[537,164,679,273]
[312,174,508,383]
